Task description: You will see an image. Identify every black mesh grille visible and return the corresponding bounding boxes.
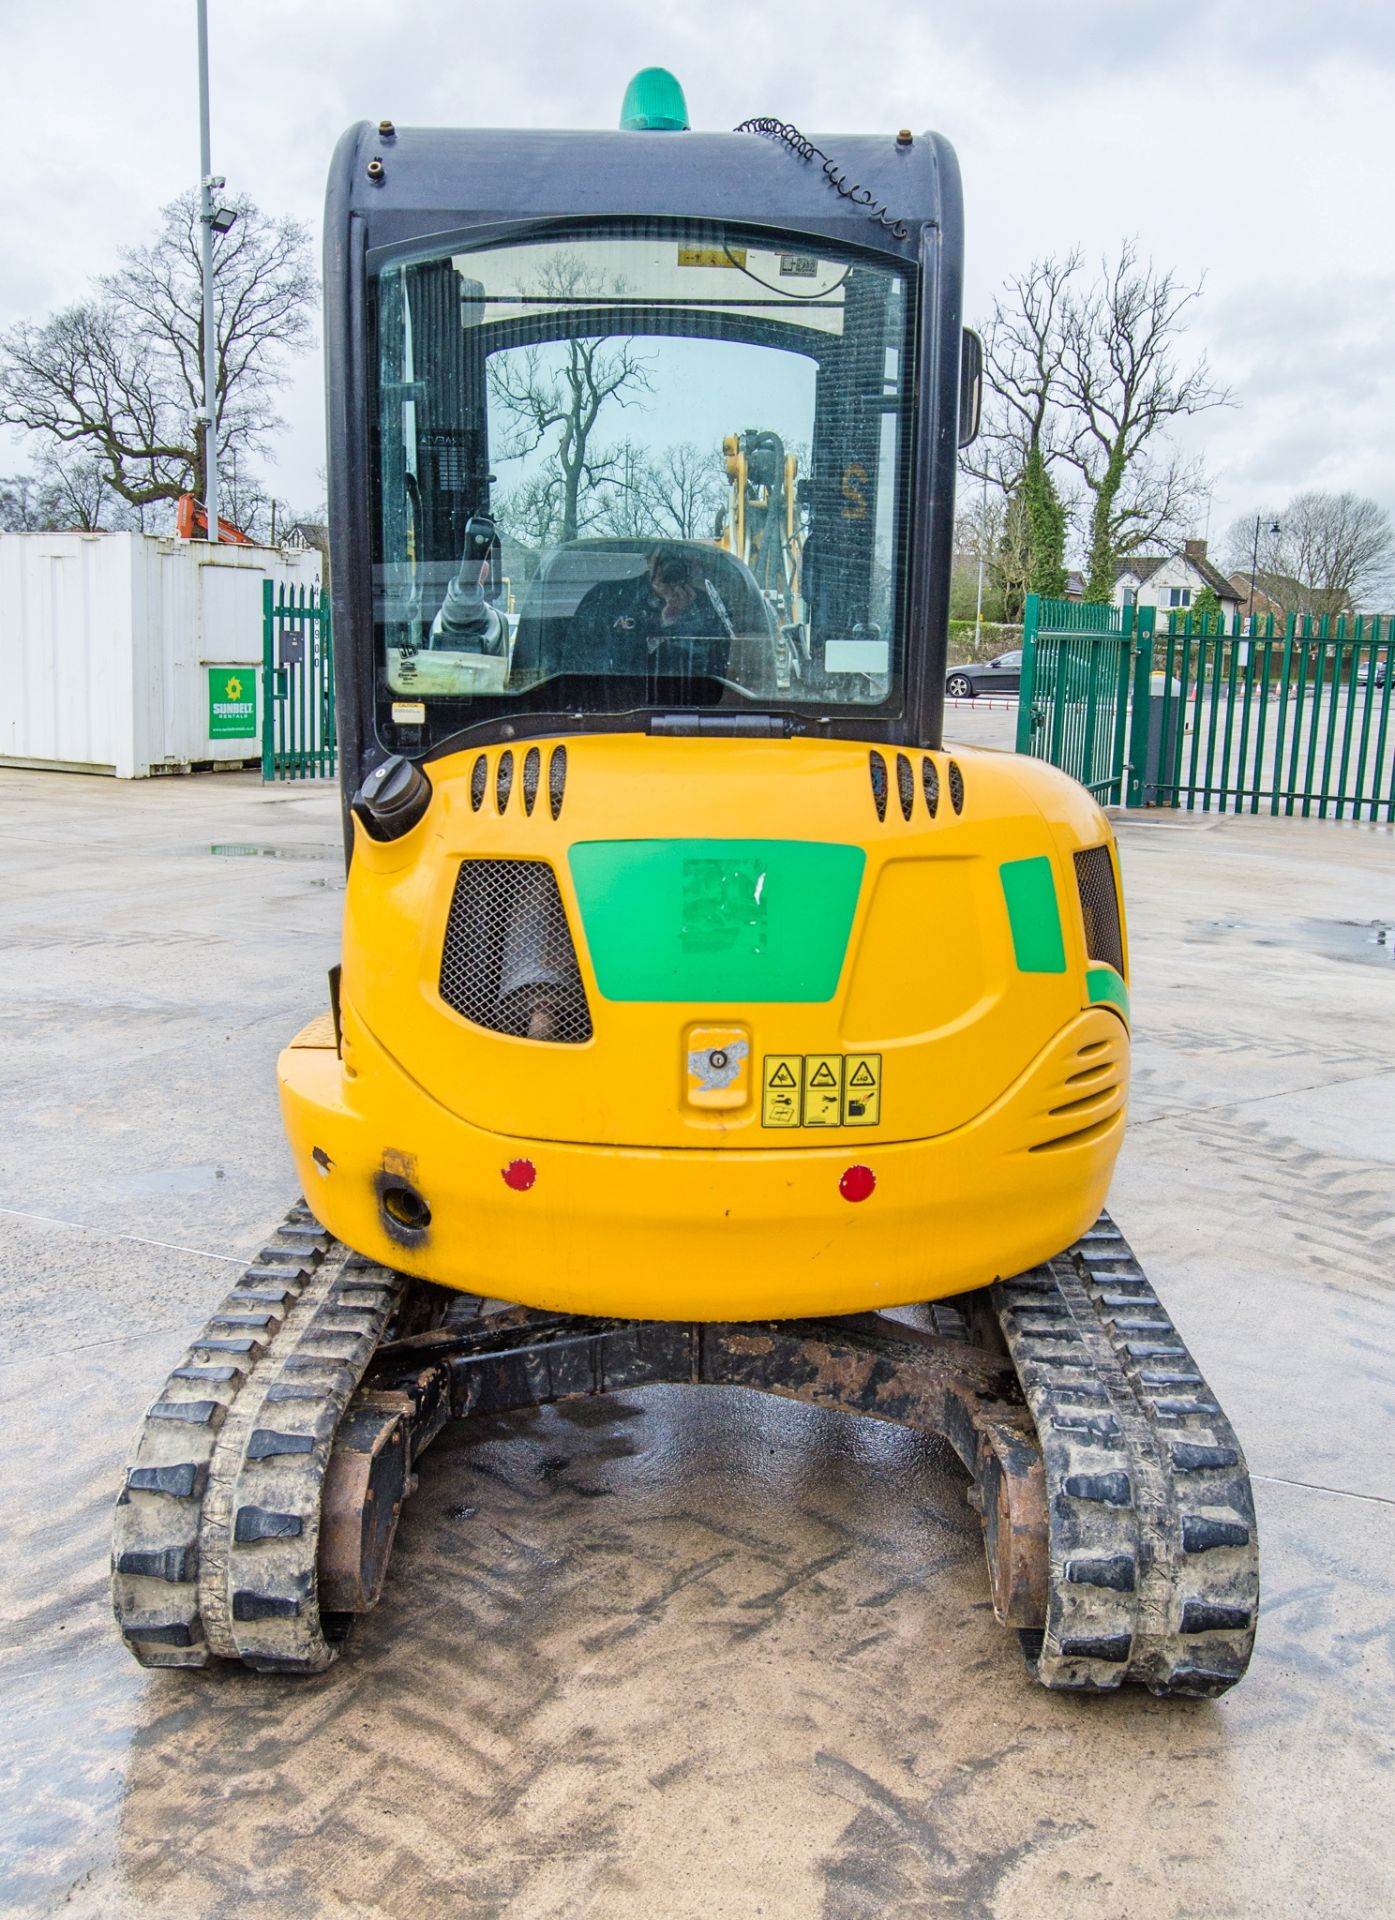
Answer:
[869,751,888,821]
[469,754,487,811]
[948,760,965,814]
[548,744,567,820]
[440,860,592,1043]
[496,750,514,813]
[895,753,914,821]
[921,755,939,818]
[1074,845,1124,976]
[522,745,541,814]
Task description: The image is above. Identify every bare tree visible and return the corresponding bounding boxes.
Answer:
[592,441,656,540]
[1224,492,1394,616]
[0,447,146,530]
[950,485,1006,621]
[963,253,1081,493]
[1056,242,1228,599]
[0,192,315,518]
[489,255,652,544]
[1220,513,1285,580]
[0,467,53,530]
[597,440,727,541]
[46,446,147,529]
[493,466,567,549]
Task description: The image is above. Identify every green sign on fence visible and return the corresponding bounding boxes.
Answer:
[208,667,258,741]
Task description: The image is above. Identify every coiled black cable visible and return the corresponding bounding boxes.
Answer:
[734,118,911,242]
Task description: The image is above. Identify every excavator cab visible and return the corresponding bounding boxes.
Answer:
[114,78,1258,1697]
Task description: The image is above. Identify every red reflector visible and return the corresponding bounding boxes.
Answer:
[839,1165,876,1203]
[502,1159,537,1192]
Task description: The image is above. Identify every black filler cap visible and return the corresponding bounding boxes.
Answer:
[353,755,431,840]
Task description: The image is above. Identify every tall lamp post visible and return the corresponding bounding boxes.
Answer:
[973,470,988,651]
[1247,516,1281,634]
[195,1,236,541]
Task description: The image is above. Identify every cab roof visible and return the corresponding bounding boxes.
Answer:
[325,122,959,268]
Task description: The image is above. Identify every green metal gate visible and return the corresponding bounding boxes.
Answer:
[1016,594,1152,802]
[1018,596,1395,819]
[261,580,336,781]
[1146,611,1394,819]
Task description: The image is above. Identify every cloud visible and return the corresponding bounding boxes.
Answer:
[3,0,1393,543]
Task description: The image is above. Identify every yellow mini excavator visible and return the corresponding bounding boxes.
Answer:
[113,71,1258,1692]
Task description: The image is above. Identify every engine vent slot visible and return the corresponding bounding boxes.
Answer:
[948,759,965,814]
[440,860,592,1044]
[469,754,487,811]
[895,753,914,821]
[549,744,568,820]
[869,751,888,822]
[521,746,541,814]
[922,756,940,818]
[1075,845,1124,976]
[1029,1115,1118,1154]
[496,749,514,814]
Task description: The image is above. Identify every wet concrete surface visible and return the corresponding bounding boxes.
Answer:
[1,767,1393,1919]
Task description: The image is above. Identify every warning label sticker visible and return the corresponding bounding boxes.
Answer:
[759,1053,884,1129]
[761,1055,802,1128]
[802,1054,843,1128]
[842,1054,882,1127]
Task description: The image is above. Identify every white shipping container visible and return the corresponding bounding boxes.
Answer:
[0,531,322,777]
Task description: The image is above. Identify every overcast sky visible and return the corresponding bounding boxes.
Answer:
[4,0,1393,566]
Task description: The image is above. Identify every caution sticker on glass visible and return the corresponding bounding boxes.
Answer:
[760,1053,882,1129]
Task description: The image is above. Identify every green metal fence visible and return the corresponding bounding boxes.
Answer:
[261,580,336,781]
[1148,611,1395,819]
[1016,594,1152,802]
[1017,596,1395,819]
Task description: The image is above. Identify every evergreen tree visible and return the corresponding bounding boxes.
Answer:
[1021,444,1068,598]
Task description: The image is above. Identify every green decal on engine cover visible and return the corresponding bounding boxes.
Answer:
[569,839,865,1002]
[999,855,1067,973]
[1087,963,1130,1020]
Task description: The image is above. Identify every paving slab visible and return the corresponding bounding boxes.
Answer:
[1,767,1392,1920]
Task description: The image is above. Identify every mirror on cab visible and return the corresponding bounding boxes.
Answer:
[958,328,983,447]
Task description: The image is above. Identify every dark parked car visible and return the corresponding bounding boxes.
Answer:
[945,649,1022,698]
[1355,656,1387,688]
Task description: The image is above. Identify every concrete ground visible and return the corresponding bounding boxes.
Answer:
[1,763,1392,1920]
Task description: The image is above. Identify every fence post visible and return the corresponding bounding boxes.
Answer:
[321,594,337,779]
[260,578,275,782]
[1015,594,1040,754]
[1124,605,1155,807]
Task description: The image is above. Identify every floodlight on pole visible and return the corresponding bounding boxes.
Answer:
[1247,515,1282,634]
[196,0,219,541]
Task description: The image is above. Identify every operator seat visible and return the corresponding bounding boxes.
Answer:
[509,539,780,696]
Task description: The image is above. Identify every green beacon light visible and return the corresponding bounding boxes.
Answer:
[619,67,690,132]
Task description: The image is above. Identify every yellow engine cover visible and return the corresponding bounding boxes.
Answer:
[279,736,1130,1320]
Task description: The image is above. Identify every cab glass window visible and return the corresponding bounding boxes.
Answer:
[372,224,912,744]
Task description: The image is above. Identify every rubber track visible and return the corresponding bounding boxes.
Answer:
[993,1213,1259,1695]
[112,1205,402,1673]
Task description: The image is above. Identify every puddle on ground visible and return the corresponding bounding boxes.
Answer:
[208,843,336,861]
[1115,811,1222,832]
[1189,917,1395,966]
[1293,919,1395,965]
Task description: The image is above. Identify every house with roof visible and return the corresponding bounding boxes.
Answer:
[1228,570,1290,625]
[1227,569,1352,627]
[1112,540,1241,620]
